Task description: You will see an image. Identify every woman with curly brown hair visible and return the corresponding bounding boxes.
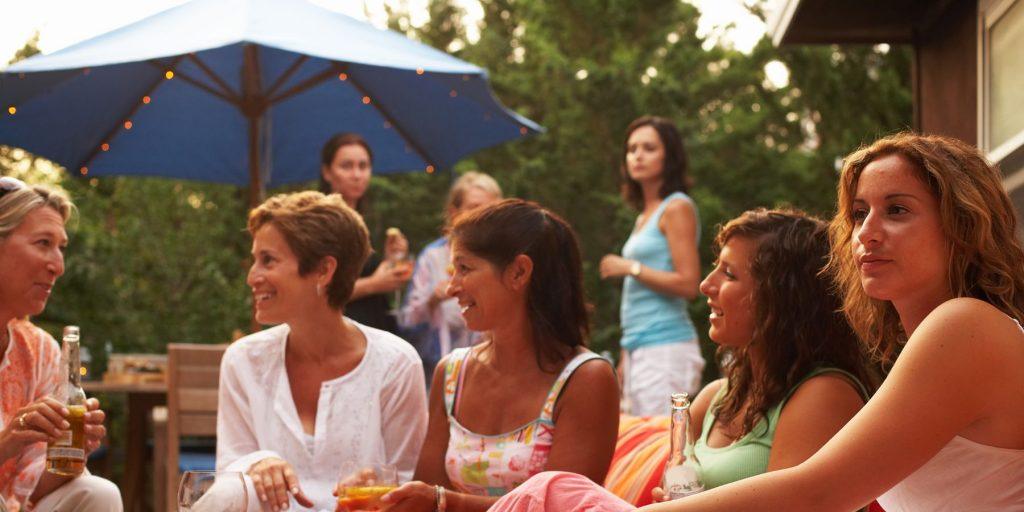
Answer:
[501,133,1024,511]
[486,208,871,511]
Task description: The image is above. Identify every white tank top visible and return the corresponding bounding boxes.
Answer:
[877,434,1024,511]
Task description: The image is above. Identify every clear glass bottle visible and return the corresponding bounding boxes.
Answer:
[46,326,87,476]
[662,392,705,499]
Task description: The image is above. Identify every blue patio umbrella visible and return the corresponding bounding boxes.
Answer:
[0,0,541,205]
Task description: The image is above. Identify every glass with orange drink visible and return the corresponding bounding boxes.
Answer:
[335,462,397,512]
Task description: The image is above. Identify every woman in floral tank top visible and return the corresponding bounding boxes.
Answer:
[377,199,620,511]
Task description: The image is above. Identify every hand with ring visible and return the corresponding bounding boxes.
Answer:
[0,397,69,463]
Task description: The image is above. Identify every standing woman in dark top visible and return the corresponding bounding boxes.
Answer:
[320,133,411,333]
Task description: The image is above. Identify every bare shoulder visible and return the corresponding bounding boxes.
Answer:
[562,354,618,393]
[662,197,696,222]
[785,372,866,413]
[912,297,1024,357]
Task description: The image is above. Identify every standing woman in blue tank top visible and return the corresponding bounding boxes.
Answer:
[600,116,704,417]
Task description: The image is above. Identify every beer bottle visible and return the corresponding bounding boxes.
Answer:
[46,326,87,476]
[662,392,705,499]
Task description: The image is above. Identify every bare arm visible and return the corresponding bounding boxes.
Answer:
[543,359,621,483]
[601,199,701,300]
[765,374,865,471]
[642,298,1024,511]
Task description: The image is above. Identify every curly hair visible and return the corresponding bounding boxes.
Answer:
[828,132,1024,365]
[713,208,869,437]
[620,116,692,210]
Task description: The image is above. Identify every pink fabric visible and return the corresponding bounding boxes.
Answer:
[489,471,636,512]
[0,320,62,512]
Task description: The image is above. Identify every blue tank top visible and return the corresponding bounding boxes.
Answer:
[620,192,699,351]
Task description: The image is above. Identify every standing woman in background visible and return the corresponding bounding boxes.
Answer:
[398,171,503,380]
[600,116,703,416]
[320,132,411,334]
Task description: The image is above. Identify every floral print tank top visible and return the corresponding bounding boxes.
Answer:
[443,346,603,496]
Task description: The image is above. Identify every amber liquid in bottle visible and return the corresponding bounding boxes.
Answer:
[46,326,87,476]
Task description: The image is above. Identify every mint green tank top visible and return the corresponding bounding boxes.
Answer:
[693,368,869,489]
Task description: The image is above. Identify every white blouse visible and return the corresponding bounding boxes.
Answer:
[216,321,428,512]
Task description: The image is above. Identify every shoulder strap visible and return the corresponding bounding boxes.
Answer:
[766,367,870,426]
[538,351,606,423]
[443,347,473,417]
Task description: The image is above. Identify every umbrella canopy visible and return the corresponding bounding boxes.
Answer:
[0,0,541,204]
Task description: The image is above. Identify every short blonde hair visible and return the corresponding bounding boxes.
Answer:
[248,191,370,310]
[0,184,75,240]
[447,171,502,211]
[829,132,1024,364]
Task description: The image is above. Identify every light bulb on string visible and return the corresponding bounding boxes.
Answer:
[426,165,435,174]
[362,96,371,105]
[165,70,174,80]
[142,96,151,104]
[6,106,15,115]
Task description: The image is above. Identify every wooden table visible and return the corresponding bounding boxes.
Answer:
[84,380,167,512]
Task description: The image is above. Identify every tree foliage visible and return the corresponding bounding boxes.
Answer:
[1,2,912,381]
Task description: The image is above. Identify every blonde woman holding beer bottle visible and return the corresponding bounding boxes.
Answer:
[0,177,121,511]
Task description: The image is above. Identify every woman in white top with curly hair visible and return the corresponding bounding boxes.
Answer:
[216,191,428,512]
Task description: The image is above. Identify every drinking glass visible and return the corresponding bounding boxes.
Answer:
[178,471,248,512]
[335,462,398,511]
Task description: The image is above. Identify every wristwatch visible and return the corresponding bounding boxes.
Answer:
[629,260,642,277]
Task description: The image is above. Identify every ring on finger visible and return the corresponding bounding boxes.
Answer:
[18,414,28,430]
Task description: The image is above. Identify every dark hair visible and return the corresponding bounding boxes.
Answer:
[620,116,692,210]
[319,132,374,213]
[450,199,589,370]
[713,208,870,437]
[248,191,370,310]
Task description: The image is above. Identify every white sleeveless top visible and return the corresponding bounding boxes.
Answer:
[877,433,1024,511]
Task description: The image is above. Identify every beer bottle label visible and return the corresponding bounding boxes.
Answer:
[46,446,84,460]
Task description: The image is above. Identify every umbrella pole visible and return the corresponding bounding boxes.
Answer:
[247,115,263,209]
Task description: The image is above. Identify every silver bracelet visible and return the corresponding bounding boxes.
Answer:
[435,484,447,512]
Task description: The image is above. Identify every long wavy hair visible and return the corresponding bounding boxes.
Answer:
[449,199,589,371]
[714,208,870,437]
[828,133,1024,365]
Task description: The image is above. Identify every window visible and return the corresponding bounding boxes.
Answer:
[980,0,1024,178]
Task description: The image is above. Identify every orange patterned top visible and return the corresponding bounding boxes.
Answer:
[0,319,61,512]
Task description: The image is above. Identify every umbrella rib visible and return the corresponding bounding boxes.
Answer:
[265,66,337,105]
[145,60,239,106]
[187,53,241,101]
[75,66,179,173]
[265,55,309,99]
[343,66,437,168]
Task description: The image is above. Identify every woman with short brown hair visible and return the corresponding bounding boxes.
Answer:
[216,191,428,512]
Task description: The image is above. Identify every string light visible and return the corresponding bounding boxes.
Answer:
[426,165,435,174]
[80,167,89,175]
[519,127,528,135]
[142,96,151,104]
[449,90,457,98]
[416,68,424,75]
[165,70,174,79]
[101,143,110,152]
[383,121,391,129]
[6,106,15,115]
[338,73,348,81]
[362,96,371,105]
[83,68,91,76]
[124,121,133,130]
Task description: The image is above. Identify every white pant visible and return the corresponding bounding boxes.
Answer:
[32,474,122,512]
[622,341,704,417]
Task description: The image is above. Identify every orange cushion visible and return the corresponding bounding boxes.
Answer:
[603,415,671,506]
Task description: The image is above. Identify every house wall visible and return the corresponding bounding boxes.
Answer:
[915,0,979,144]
